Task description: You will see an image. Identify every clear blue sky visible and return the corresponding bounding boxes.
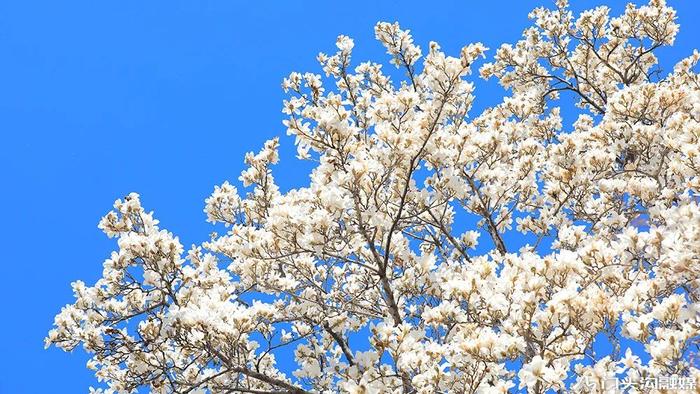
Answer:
[0,1,698,393]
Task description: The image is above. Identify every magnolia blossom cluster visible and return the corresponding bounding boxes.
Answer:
[48,1,700,393]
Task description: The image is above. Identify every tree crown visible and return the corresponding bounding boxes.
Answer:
[48,1,700,393]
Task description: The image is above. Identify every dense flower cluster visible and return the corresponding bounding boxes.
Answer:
[48,1,700,393]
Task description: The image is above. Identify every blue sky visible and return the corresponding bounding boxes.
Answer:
[1,1,698,393]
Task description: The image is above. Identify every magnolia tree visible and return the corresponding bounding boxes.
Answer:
[47,1,700,393]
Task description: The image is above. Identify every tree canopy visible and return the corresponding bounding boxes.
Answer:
[48,1,700,392]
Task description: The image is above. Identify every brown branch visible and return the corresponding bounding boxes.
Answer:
[322,322,355,366]
[209,347,311,394]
